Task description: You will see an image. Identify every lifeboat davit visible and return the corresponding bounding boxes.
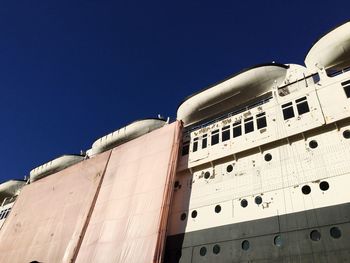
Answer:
[177,63,289,127]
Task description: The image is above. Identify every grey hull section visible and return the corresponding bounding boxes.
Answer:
[165,203,350,262]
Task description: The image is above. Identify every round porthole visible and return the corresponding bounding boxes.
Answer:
[241,240,250,250]
[330,227,341,239]
[302,185,311,195]
[226,165,233,173]
[213,244,220,254]
[191,210,197,218]
[241,199,248,208]
[343,130,350,139]
[319,181,329,191]
[310,230,321,241]
[215,205,221,213]
[199,247,207,256]
[174,181,179,188]
[309,140,318,149]
[204,171,210,179]
[255,196,262,205]
[273,235,283,247]
[264,153,272,162]
[180,213,187,221]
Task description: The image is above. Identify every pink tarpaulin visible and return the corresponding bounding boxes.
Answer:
[0,150,111,263]
[74,121,181,263]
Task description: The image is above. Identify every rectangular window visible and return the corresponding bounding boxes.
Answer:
[232,121,242,138]
[256,112,267,129]
[244,117,254,134]
[222,126,230,141]
[0,211,3,220]
[181,143,189,156]
[296,97,310,115]
[192,138,198,152]
[342,80,350,98]
[211,130,219,145]
[4,209,10,219]
[202,134,207,149]
[282,102,295,120]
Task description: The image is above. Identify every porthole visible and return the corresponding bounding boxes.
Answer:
[255,196,262,205]
[319,181,329,191]
[241,240,250,250]
[343,130,350,139]
[330,227,341,239]
[174,181,179,188]
[199,247,207,256]
[241,199,248,208]
[310,230,321,241]
[213,244,220,254]
[273,235,283,247]
[191,210,197,218]
[215,205,221,213]
[204,171,210,179]
[226,165,233,173]
[302,185,311,195]
[180,213,187,221]
[264,153,272,162]
[309,140,318,149]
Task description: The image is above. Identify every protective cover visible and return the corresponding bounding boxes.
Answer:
[74,121,181,262]
[0,150,111,263]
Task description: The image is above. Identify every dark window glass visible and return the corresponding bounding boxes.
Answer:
[241,199,248,208]
[202,135,208,148]
[256,113,267,129]
[264,153,272,162]
[233,123,242,138]
[343,85,350,98]
[226,165,233,173]
[310,230,321,241]
[193,138,198,152]
[282,102,295,120]
[213,245,220,254]
[274,235,283,247]
[180,213,187,221]
[200,247,207,256]
[330,227,341,239]
[343,130,350,139]
[215,205,221,213]
[244,117,254,134]
[222,126,230,141]
[211,130,219,145]
[0,211,3,220]
[255,196,262,205]
[191,210,197,218]
[241,240,250,250]
[174,181,179,188]
[296,97,310,115]
[309,140,318,149]
[312,73,320,84]
[204,171,210,179]
[319,181,329,191]
[181,144,189,156]
[302,185,311,195]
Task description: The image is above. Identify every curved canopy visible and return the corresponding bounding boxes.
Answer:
[30,154,84,182]
[90,118,166,155]
[0,180,26,203]
[177,64,288,126]
[305,21,350,71]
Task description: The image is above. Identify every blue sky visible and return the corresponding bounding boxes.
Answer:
[0,0,349,182]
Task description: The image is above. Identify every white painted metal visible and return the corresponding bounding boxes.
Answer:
[89,118,166,155]
[29,155,84,183]
[177,64,288,127]
[0,180,25,203]
[305,21,350,72]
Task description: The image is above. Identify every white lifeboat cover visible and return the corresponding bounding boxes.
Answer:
[0,180,26,202]
[305,21,350,71]
[177,64,288,126]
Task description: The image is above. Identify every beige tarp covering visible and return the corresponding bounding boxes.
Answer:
[0,150,111,263]
[75,121,181,262]
[0,121,181,263]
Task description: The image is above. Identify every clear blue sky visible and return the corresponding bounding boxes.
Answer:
[0,0,349,182]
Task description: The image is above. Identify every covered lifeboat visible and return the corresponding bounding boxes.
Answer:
[305,21,350,72]
[177,63,289,127]
[89,118,167,155]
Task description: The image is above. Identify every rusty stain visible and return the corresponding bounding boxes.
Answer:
[243,111,252,118]
[262,202,271,209]
[260,128,267,133]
